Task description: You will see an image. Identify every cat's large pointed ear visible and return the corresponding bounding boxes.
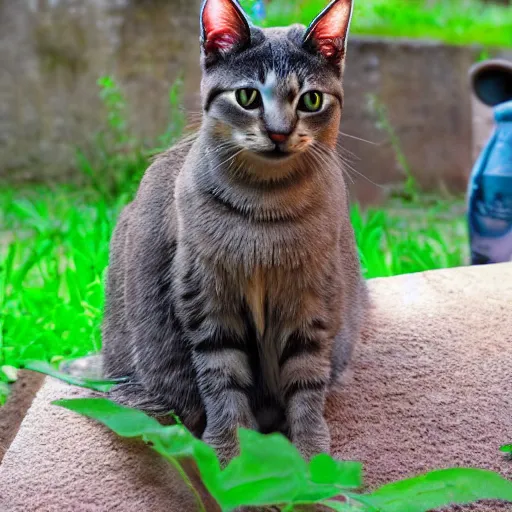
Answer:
[200,0,251,59]
[303,0,353,71]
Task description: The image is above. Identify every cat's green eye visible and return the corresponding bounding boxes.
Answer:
[236,88,262,110]
[298,91,323,112]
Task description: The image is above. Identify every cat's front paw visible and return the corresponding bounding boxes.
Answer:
[294,422,331,462]
[202,429,240,467]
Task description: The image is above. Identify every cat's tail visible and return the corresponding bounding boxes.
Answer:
[59,354,104,381]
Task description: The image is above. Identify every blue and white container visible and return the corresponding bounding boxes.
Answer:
[468,60,512,265]
[249,0,266,22]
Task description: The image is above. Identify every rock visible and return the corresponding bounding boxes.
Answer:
[0,370,45,464]
[0,263,511,511]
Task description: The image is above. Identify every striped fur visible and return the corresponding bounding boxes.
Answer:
[102,0,368,464]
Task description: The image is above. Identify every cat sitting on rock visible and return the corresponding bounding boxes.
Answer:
[97,0,369,465]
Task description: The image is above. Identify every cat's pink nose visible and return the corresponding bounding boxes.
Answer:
[268,132,289,144]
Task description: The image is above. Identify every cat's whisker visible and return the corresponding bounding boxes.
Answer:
[209,148,246,176]
[337,153,360,176]
[313,143,360,186]
[230,160,247,182]
[309,144,340,175]
[306,146,353,184]
[316,143,386,190]
[335,142,360,163]
[320,146,362,184]
[338,131,378,145]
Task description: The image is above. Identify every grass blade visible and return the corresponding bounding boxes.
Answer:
[23,360,121,392]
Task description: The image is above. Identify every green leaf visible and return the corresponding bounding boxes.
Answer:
[215,429,308,509]
[52,397,222,507]
[23,360,120,392]
[48,399,347,510]
[146,427,222,491]
[364,468,512,512]
[212,431,361,509]
[293,456,363,504]
[309,454,363,489]
[53,398,164,437]
[500,444,512,453]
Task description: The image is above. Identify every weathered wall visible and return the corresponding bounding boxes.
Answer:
[342,37,476,204]
[0,0,202,183]
[343,43,510,204]
[0,1,510,204]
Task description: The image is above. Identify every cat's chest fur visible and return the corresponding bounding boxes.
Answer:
[245,265,266,337]
[176,145,343,272]
[244,266,280,393]
[241,264,316,398]
[174,145,345,397]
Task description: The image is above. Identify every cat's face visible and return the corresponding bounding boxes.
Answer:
[199,0,353,167]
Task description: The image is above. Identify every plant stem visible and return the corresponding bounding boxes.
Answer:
[163,454,208,512]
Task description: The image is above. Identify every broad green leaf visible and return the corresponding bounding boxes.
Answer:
[293,455,363,504]
[145,426,221,482]
[23,360,120,392]
[51,399,346,511]
[500,444,512,453]
[309,454,363,489]
[215,429,308,509]
[53,398,164,437]
[364,468,512,512]
[53,397,223,503]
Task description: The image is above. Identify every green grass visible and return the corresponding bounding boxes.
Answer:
[242,0,512,48]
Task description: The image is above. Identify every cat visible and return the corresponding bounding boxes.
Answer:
[99,0,369,464]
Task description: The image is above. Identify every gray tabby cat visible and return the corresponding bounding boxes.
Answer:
[101,0,368,463]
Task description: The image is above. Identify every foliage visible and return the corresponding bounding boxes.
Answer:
[240,0,512,49]
[365,94,418,202]
[47,391,512,511]
[22,360,121,392]
[75,76,185,202]
[0,186,116,404]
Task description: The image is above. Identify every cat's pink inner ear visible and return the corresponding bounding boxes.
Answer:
[306,0,353,62]
[202,0,250,54]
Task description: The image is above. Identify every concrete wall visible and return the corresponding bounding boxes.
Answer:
[1,0,510,204]
[341,37,478,203]
[0,0,202,183]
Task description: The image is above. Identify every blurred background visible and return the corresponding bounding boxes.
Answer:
[1,0,512,398]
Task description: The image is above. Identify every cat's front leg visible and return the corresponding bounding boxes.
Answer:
[191,321,258,464]
[177,259,258,464]
[280,328,332,461]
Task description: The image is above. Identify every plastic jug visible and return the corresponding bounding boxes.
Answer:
[468,60,512,264]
